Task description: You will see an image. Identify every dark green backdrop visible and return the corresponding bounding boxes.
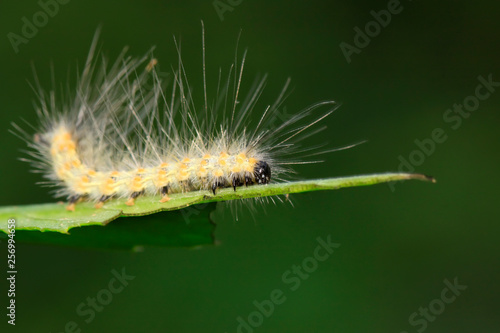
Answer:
[0,0,498,332]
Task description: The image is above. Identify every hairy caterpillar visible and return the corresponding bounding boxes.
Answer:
[14,27,353,211]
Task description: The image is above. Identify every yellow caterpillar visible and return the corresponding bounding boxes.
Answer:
[15,27,347,211]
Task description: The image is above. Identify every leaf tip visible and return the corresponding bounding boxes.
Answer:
[422,174,436,183]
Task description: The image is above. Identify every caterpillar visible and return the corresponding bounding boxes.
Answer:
[14,27,352,211]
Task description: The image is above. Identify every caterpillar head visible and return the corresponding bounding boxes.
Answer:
[254,161,271,185]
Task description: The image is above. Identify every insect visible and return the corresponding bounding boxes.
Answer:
[14,26,354,211]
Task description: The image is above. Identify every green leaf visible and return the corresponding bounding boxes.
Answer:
[0,173,434,249]
[2,204,216,250]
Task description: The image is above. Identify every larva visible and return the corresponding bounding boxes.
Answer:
[15,27,346,211]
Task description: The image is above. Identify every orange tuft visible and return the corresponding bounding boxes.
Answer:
[62,132,71,140]
[103,178,115,192]
[197,167,207,177]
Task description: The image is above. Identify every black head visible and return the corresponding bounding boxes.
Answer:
[254,161,271,184]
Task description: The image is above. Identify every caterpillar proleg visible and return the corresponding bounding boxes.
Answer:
[15,26,353,211]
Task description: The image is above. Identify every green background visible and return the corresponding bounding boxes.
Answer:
[0,0,499,332]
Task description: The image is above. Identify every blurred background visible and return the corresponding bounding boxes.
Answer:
[0,0,499,332]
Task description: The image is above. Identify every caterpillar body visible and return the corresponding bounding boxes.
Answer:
[16,28,345,211]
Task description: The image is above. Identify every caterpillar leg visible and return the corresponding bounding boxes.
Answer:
[95,195,111,209]
[66,195,81,211]
[211,179,227,195]
[159,185,171,203]
[244,174,253,187]
[125,190,143,206]
[232,177,242,191]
